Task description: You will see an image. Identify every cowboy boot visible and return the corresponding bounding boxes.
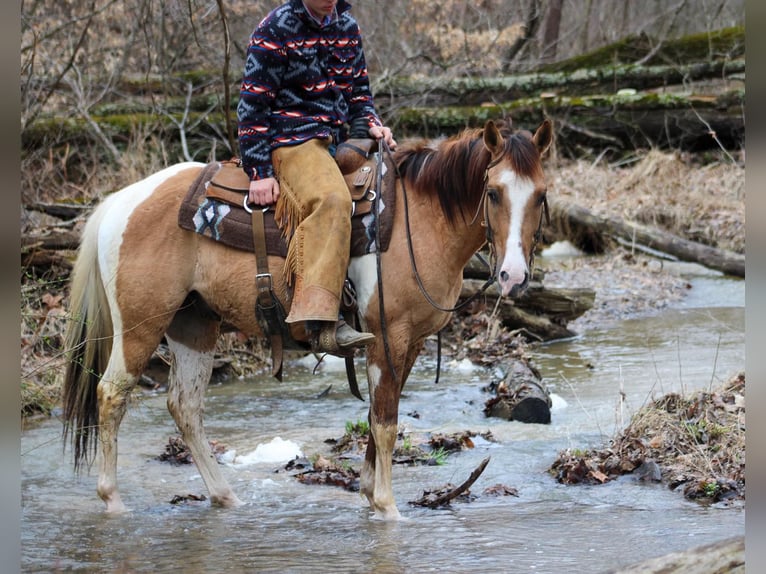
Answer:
[311,320,375,355]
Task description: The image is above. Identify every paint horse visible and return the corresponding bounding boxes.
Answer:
[62,119,553,520]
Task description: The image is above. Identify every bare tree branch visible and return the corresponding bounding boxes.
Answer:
[22,0,98,130]
[503,0,543,72]
[215,0,237,154]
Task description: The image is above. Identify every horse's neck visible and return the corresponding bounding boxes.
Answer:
[416,195,487,275]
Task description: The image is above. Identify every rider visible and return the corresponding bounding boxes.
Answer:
[237,0,397,355]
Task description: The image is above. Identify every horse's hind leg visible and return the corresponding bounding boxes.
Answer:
[165,308,242,507]
[96,354,139,512]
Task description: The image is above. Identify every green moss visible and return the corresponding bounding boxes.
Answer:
[539,26,744,73]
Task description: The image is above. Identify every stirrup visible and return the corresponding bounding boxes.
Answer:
[311,321,374,356]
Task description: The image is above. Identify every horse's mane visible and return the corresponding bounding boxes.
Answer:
[393,120,542,225]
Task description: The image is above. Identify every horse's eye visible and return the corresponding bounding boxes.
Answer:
[536,192,547,206]
[487,188,499,203]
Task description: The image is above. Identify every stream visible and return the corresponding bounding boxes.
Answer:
[21,268,744,573]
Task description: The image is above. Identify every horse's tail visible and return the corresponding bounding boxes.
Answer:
[62,202,114,472]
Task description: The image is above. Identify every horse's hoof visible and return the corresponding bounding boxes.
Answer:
[104,500,128,513]
[370,505,402,521]
[211,493,244,508]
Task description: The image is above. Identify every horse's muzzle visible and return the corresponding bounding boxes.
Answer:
[500,269,529,298]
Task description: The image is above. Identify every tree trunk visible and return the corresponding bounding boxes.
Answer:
[460,278,595,341]
[502,0,543,71]
[22,249,74,270]
[540,0,563,63]
[389,89,744,153]
[21,229,82,251]
[374,59,744,106]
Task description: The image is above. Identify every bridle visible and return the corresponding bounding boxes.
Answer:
[393,142,548,313]
[479,153,550,290]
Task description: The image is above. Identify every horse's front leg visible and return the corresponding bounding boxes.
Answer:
[361,343,422,520]
[361,358,400,520]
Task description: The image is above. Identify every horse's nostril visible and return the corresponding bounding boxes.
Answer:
[500,270,509,282]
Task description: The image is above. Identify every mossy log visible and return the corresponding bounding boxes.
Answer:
[390,90,744,151]
[548,200,745,277]
[23,64,744,155]
[374,59,744,108]
[539,26,744,73]
[47,59,743,121]
[24,90,743,156]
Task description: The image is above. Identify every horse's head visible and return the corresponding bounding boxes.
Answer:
[482,119,553,298]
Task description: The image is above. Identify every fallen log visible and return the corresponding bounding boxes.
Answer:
[460,278,595,341]
[375,59,745,107]
[21,228,81,251]
[391,89,744,152]
[549,200,745,277]
[484,361,552,423]
[23,89,744,157]
[26,202,92,221]
[611,536,744,574]
[21,248,74,270]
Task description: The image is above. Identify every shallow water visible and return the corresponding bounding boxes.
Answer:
[21,274,744,573]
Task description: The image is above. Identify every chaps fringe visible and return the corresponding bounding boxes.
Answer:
[274,182,304,286]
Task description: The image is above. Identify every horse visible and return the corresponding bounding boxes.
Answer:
[62,118,553,520]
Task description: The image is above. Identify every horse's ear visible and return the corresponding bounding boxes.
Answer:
[533,119,554,157]
[483,120,504,157]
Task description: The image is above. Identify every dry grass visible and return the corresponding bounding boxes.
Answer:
[546,149,745,254]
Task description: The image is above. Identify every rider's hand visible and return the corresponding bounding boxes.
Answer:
[248,177,280,206]
[369,125,397,150]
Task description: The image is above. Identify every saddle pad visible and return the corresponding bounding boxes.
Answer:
[177,157,395,258]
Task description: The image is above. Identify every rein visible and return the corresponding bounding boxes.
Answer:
[374,139,398,384]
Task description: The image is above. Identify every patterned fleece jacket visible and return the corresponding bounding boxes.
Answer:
[237,0,382,181]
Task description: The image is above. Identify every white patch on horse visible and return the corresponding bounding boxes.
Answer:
[366,363,381,397]
[97,163,205,334]
[347,253,378,324]
[499,168,535,294]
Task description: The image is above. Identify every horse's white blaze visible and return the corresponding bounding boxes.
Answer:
[97,163,205,338]
[498,168,535,296]
[348,253,379,323]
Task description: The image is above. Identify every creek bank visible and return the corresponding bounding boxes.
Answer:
[549,373,745,505]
